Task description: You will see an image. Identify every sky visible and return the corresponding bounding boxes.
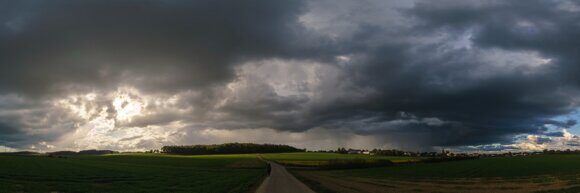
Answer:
[1,0,580,152]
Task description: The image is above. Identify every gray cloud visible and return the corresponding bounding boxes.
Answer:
[2,0,580,151]
[0,0,330,96]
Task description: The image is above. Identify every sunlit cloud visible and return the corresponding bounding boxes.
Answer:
[2,0,580,152]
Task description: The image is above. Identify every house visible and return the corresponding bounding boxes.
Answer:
[348,149,362,154]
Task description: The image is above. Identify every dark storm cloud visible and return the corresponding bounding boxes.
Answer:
[0,0,329,96]
[361,0,580,148]
[2,0,580,151]
[409,0,580,83]
[543,120,577,128]
[545,131,565,137]
[0,122,21,142]
[221,0,580,149]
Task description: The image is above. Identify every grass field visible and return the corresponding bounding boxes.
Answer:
[331,154,580,179]
[293,154,580,193]
[0,153,266,193]
[4,152,579,193]
[261,152,420,167]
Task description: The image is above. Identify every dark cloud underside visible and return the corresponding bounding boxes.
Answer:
[1,0,580,151]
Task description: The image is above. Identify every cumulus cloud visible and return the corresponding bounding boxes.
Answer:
[2,0,580,151]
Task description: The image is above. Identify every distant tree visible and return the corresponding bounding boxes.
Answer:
[161,143,305,155]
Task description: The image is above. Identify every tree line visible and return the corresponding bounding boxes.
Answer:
[161,143,305,155]
[48,150,118,156]
[333,148,406,156]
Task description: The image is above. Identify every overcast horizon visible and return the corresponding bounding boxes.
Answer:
[2,0,580,152]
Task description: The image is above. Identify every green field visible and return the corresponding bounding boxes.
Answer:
[261,152,419,167]
[0,153,266,193]
[289,154,580,193]
[331,154,580,179]
[4,152,579,193]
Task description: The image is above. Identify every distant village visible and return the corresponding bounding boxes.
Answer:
[310,148,580,158]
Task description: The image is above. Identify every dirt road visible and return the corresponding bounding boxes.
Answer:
[255,161,315,193]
